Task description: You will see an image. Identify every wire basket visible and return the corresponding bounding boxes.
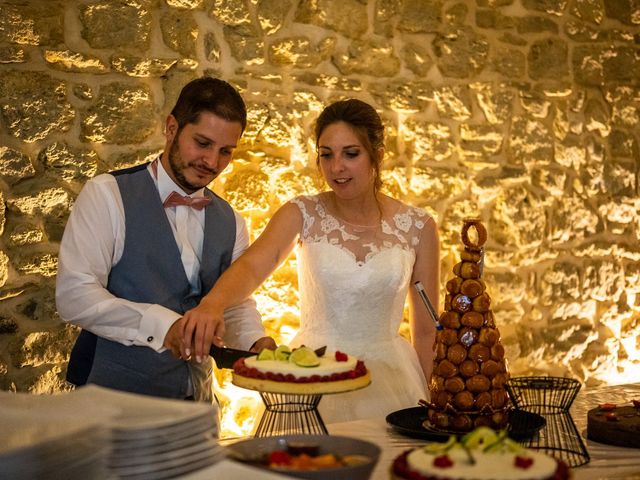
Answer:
[506,376,581,413]
[505,376,590,468]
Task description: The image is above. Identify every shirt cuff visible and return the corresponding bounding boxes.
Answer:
[136,304,180,352]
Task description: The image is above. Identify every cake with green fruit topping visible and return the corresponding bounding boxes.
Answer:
[232,345,370,394]
[391,427,569,480]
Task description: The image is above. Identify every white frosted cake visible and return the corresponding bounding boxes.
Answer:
[391,428,569,480]
[232,346,370,394]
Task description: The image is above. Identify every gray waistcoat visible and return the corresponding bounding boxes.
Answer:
[85,163,235,401]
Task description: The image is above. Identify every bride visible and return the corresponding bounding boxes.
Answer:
[181,99,440,422]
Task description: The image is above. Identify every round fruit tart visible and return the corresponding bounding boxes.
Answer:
[391,427,569,480]
[232,345,370,395]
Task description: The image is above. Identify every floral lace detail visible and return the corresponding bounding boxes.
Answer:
[290,194,429,264]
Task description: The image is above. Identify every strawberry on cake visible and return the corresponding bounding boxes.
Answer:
[391,427,569,480]
[232,345,370,395]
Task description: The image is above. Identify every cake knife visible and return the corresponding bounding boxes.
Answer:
[413,281,443,331]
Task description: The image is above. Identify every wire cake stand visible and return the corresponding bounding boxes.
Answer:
[233,374,371,437]
[253,392,327,437]
[506,376,590,468]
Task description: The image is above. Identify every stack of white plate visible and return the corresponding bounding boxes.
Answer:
[93,388,225,479]
[0,408,110,480]
[0,385,224,479]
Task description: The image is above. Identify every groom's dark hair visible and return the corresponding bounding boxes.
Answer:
[170,77,247,133]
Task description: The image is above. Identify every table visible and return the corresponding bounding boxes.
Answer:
[327,382,640,480]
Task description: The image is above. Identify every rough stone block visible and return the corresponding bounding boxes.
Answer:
[80,1,152,49]
[0,2,64,46]
[523,0,569,15]
[528,37,569,79]
[433,27,489,78]
[223,24,265,65]
[570,0,605,25]
[0,45,27,63]
[333,38,401,77]
[489,185,547,249]
[38,142,99,184]
[257,0,293,35]
[268,36,324,68]
[295,0,367,38]
[161,10,198,57]
[209,0,251,26]
[603,0,640,25]
[81,82,156,144]
[0,147,35,185]
[398,0,443,33]
[0,71,74,143]
[44,50,108,73]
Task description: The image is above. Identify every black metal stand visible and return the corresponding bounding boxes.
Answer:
[253,392,328,437]
[506,376,590,468]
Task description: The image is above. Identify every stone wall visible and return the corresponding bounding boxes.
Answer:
[1,0,639,396]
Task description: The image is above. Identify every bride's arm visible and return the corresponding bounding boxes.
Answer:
[408,215,440,386]
[179,202,302,361]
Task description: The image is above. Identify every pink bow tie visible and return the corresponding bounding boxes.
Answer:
[163,191,211,210]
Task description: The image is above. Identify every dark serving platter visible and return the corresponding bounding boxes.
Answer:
[385,407,545,442]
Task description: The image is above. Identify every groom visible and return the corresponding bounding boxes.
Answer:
[56,77,275,401]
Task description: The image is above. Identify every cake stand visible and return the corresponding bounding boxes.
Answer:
[233,377,371,437]
[254,392,327,437]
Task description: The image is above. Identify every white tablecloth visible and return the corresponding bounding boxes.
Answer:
[328,382,640,480]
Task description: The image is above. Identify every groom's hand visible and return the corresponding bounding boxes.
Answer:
[164,317,190,360]
[181,303,226,363]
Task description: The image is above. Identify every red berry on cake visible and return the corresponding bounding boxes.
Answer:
[335,351,348,362]
[514,456,534,469]
[433,454,454,468]
[605,412,618,421]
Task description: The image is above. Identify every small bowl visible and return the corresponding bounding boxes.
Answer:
[506,376,581,414]
[225,434,380,480]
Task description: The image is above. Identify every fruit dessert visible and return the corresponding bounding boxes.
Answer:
[266,443,370,471]
[391,427,569,480]
[426,218,511,432]
[232,345,370,394]
[587,400,640,448]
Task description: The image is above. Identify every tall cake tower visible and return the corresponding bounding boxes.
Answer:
[427,218,510,432]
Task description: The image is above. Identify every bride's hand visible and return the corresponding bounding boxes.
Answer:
[181,301,226,363]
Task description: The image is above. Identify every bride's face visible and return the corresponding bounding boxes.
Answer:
[317,121,376,199]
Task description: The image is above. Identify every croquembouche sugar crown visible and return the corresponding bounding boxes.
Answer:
[427,218,511,432]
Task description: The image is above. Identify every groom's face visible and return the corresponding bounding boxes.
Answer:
[162,112,242,193]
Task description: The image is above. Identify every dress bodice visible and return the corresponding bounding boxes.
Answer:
[290,194,430,357]
[287,193,433,422]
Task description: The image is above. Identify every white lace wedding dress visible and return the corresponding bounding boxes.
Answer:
[289,193,431,424]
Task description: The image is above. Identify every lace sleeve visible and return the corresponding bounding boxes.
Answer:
[288,196,315,241]
[410,206,434,248]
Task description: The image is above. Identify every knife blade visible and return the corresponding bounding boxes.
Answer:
[209,344,256,369]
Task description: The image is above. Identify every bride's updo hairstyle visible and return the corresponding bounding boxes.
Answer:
[314,98,384,193]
